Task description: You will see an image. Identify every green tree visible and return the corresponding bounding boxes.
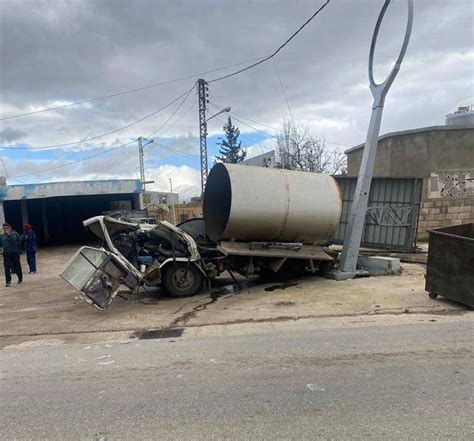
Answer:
[215,117,247,163]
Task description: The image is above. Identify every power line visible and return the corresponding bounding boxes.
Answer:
[159,98,196,135]
[212,114,257,147]
[210,101,352,147]
[208,0,330,83]
[273,58,295,127]
[1,87,195,150]
[0,57,265,121]
[209,102,278,139]
[10,140,137,179]
[147,87,194,138]
[9,137,198,180]
[153,141,199,158]
[9,95,199,179]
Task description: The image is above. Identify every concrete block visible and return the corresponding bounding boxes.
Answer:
[448,206,461,213]
[423,202,435,208]
[458,212,472,220]
[426,214,435,221]
[357,256,401,276]
[450,219,463,225]
[431,208,441,214]
[445,213,458,220]
[435,201,443,207]
[420,208,429,215]
[434,214,446,221]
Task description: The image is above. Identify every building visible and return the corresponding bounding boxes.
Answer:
[0,179,142,244]
[345,123,474,239]
[143,190,179,208]
[242,150,276,168]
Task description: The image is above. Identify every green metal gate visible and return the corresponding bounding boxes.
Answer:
[331,177,422,252]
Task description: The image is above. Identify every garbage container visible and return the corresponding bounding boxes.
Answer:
[426,223,474,308]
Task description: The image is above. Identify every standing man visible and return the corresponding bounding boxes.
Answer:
[21,224,37,274]
[1,223,23,287]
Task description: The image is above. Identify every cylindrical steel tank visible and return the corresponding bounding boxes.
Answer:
[203,163,342,244]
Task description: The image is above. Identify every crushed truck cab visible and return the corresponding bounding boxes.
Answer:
[61,215,205,310]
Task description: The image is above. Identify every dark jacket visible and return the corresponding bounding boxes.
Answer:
[21,230,37,252]
[0,231,22,254]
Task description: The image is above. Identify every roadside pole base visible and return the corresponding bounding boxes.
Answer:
[329,269,369,281]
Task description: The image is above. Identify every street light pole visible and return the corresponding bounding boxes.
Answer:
[337,0,413,280]
[169,177,176,224]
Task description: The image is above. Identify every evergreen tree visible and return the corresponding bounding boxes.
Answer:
[215,117,247,163]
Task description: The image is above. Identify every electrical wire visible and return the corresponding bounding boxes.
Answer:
[147,87,194,138]
[212,114,257,148]
[9,139,137,179]
[273,58,295,127]
[0,57,265,121]
[210,101,352,148]
[1,87,195,150]
[9,95,199,179]
[208,0,330,83]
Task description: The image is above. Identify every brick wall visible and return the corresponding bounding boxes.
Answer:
[418,198,474,239]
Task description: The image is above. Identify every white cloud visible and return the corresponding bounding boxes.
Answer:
[146,165,201,202]
[0,0,472,183]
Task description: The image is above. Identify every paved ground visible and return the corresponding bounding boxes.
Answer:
[0,246,468,348]
[1,318,473,440]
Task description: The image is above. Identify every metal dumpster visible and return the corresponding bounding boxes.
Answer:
[426,223,474,307]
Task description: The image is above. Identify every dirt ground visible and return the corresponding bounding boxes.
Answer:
[0,245,470,347]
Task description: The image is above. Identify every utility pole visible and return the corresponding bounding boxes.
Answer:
[197,78,209,196]
[138,136,146,192]
[169,177,176,224]
[137,136,153,192]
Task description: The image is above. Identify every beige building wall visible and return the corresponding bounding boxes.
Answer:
[345,125,474,239]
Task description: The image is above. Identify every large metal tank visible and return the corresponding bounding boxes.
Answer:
[445,106,474,126]
[203,163,342,244]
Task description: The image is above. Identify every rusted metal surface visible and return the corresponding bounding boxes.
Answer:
[203,163,342,244]
[425,223,474,307]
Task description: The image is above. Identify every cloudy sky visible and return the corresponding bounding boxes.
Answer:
[0,0,472,200]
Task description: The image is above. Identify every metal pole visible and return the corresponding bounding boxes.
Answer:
[337,0,413,279]
[169,177,176,224]
[197,79,209,196]
[138,136,146,192]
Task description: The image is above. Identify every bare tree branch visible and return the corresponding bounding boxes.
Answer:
[275,119,346,175]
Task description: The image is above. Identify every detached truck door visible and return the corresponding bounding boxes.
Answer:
[60,246,139,311]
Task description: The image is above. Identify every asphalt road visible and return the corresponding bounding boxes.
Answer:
[1,320,473,440]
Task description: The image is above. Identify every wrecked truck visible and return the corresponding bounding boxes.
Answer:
[60,164,342,310]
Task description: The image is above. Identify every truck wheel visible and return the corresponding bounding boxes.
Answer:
[163,263,202,297]
[428,292,438,300]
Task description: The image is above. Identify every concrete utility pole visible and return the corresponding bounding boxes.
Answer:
[197,79,209,196]
[337,0,413,280]
[137,137,153,192]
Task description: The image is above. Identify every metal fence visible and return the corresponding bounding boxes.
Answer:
[331,176,422,252]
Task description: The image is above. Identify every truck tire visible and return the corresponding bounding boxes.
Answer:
[163,263,202,298]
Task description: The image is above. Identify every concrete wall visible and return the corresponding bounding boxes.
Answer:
[346,126,474,178]
[143,191,179,207]
[418,198,474,240]
[345,125,474,239]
